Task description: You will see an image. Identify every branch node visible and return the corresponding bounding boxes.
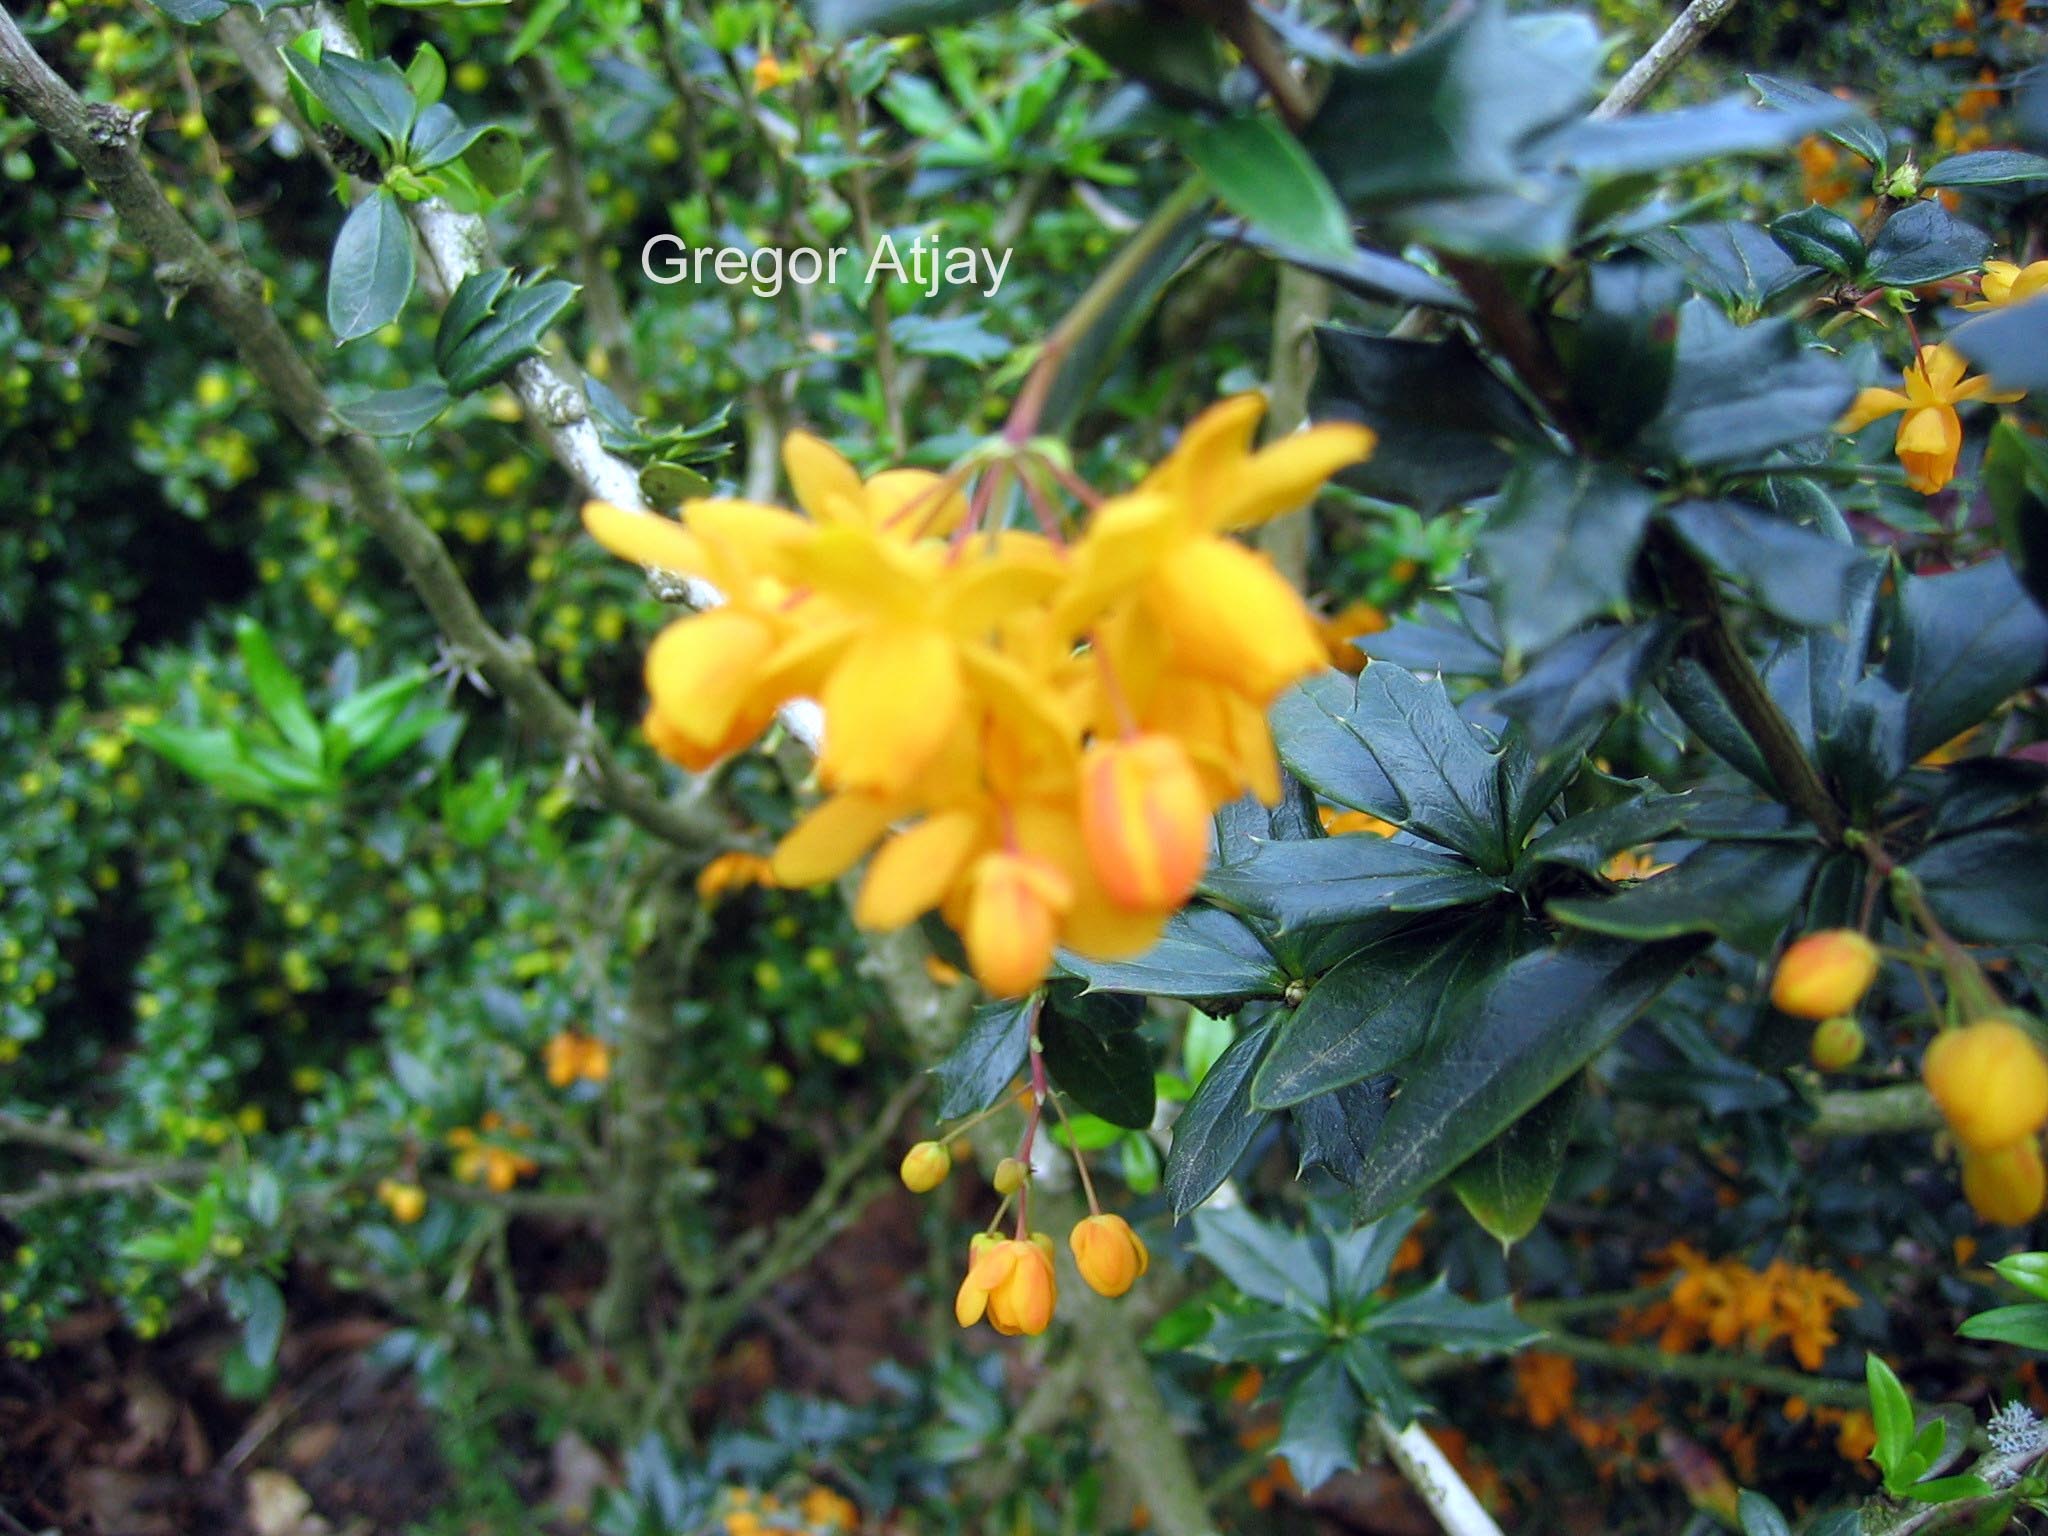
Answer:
[85,101,147,148]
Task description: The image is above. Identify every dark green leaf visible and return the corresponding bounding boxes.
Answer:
[1748,73,1887,165]
[1738,1490,1794,1536]
[461,126,524,195]
[1364,1277,1539,1352]
[1984,421,2048,615]
[1252,929,1480,1109]
[931,997,1032,1120]
[1533,94,1848,179]
[1341,1335,1425,1428]
[1493,621,1680,756]
[439,278,577,394]
[1326,1211,1421,1313]
[1346,936,1703,1223]
[1190,1206,1326,1313]
[1640,300,1857,466]
[1911,831,2048,945]
[1884,557,2048,758]
[1314,329,1542,514]
[1068,0,1230,110]
[334,382,452,439]
[640,462,712,506]
[1526,791,1697,877]
[1058,905,1287,1005]
[327,191,416,343]
[1215,225,1471,311]
[1194,1309,1329,1365]
[1205,837,1506,934]
[1864,200,1993,288]
[434,268,513,372]
[1661,655,1780,793]
[1304,1,1599,207]
[1164,1023,1275,1217]
[406,103,492,170]
[1478,454,1657,654]
[890,313,1010,364]
[1183,115,1353,265]
[1952,295,2048,393]
[1550,841,1820,954]
[1665,499,1860,628]
[288,50,415,154]
[147,0,230,20]
[1291,1077,1394,1187]
[1565,258,1686,450]
[1922,149,2048,187]
[1039,1004,1153,1130]
[1278,1352,1365,1491]
[1635,220,1817,317]
[1450,1072,1583,1247]
[1350,663,1509,869]
[1271,670,1406,824]
[1769,204,1867,278]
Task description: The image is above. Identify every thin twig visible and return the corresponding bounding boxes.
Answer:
[1594,0,1742,120]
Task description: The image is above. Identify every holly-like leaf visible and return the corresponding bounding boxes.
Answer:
[1252,927,1482,1109]
[1952,295,2048,393]
[1564,258,1687,450]
[1349,663,1510,869]
[1314,329,1543,514]
[1493,621,1680,757]
[1747,73,1887,165]
[1885,558,2048,758]
[1526,791,1697,877]
[1864,200,1993,288]
[1550,840,1820,954]
[327,190,416,343]
[1450,1072,1583,1247]
[1635,221,1817,317]
[1190,1206,1327,1314]
[1769,205,1867,277]
[1664,499,1860,628]
[1533,94,1848,179]
[1271,670,1407,823]
[1039,1001,1154,1130]
[1346,936,1705,1222]
[438,276,577,394]
[1163,1022,1275,1217]
[1478,454,1658,655]
[1277,1351,1365,1492]
[1290,1077,1395,1187]
[931,996,1032,1120]
[1363,1277,1539,1352]
[1639,300,1857,467]
[1911,831,2048,945]
[1058,905,1287,1005]
[1205,837,1507,934]
[807,0,1008,39]
[1922,149,2048,187]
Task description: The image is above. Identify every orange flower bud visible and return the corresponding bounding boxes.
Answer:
[1081,733,1211,912]
[1770,930,1880,1020]
[1070,1212,1149,1298]
[899,1140,951,1194]
[1962,1139,2047,1225]
[963,851,1072,997]
[1809,1016,1866,1072]
[377,1178,426,1225]
[955,1236,1058,1336]
[1925,1020,2048,1151]
[993,1156,1027,1195]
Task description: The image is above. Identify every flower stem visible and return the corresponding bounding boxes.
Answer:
[1045,1086,1102,1216]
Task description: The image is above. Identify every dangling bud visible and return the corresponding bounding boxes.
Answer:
[1080,733,1211,912]
[900,1140,952,1194]
[963,851,1073,997]
[1070,1213,1149,1298]
[377,1178,426,1225]
[1770,930,1880,1020]
[1925,1019,2048,1151]
[1963,1139,2047,1225]
[955,1236,1058,1335]
[993,1156,1027,1195]
[1809,1016,1866,1072]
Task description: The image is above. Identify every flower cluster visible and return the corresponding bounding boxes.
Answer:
[543,1029,612,1087]
[448,1111,538,1191]
[1628,1243,1859,1371]
[584,396,1373,995]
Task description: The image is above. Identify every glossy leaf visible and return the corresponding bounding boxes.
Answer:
[1183,115,1353,264]
[1478,454,1657,654]
[1038,1003,1154,1130]
[930,996,1032,1120]
[1884,557,2048,759]
[1493,621,1680,756]
[1290,1077,1394,1187]
[1551,841,1820,954]
[1922,148,2048,186]
[1911,831,2048,945]
[1205,837,1506,934]
[327,191,416,343]
[1450,1072,1583,1247]
[1163,1023,1275,1217]
[1278,1352,1364,1492]
[1664,499,1860,628]
[1190,1206,1326,1314]
[1864,200,1993,287]
[1058,905,1286,1004]
[1640,300,1857,467]
[334,382,453,439]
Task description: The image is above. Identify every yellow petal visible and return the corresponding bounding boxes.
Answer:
[855,810,985,930]
[863,468,967,538]
[1211,422,1377,531]
[582,501,709,573]
[1145,537,1325,700]
[1896,405,1961,494]
[771,792,898,886]
[782,431,864,524]
[1145,393,1267,500]
[784,525,934,618]
[1835,387,1910,434]
[820,626,964,793]
[644,610,779,754]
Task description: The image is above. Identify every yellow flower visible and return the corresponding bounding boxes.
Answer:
[696,850,776,903]
[376,1178,426,1224]
[1835,343,2025,494]
[1963,258,2048,311]
[1924,1019,2048,1151]
[962,850,1072,997]
[1770,930,1879,1020]
[899,1140,951,1193]
[752,52,786,92]
[1962,1139,2047,1225]
[1321,806,1398,837]
[1318,599,1387,674]
[1078,733,1210,912]
[544,1030,611,1087]
[1070,1213,1149,1297]
[956,1234,1058,1335]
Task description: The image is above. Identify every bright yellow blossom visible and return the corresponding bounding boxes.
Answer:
[1962,1139,2046,1225]
[376,1178,426,1224]
[956,1233,1058,1336]
[544,1030,611,1087]
[1770,930,1879,1020]
[1835,343,2025,494]
[1963,258,2048,311]
[1924,1019,2048,1151]
[1070,1212,1149,1297]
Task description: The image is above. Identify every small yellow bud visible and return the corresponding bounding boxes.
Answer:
[1070,1213,1149,1298]
[900,1140,951,1194]
[1810,1016,1866,1072]
[1925,1020,2048,1151]
[1770,930,1880,1020]
[993,1156,1027,1195]
[377,1178,426,1225]
[1962,1140,2047,1225]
